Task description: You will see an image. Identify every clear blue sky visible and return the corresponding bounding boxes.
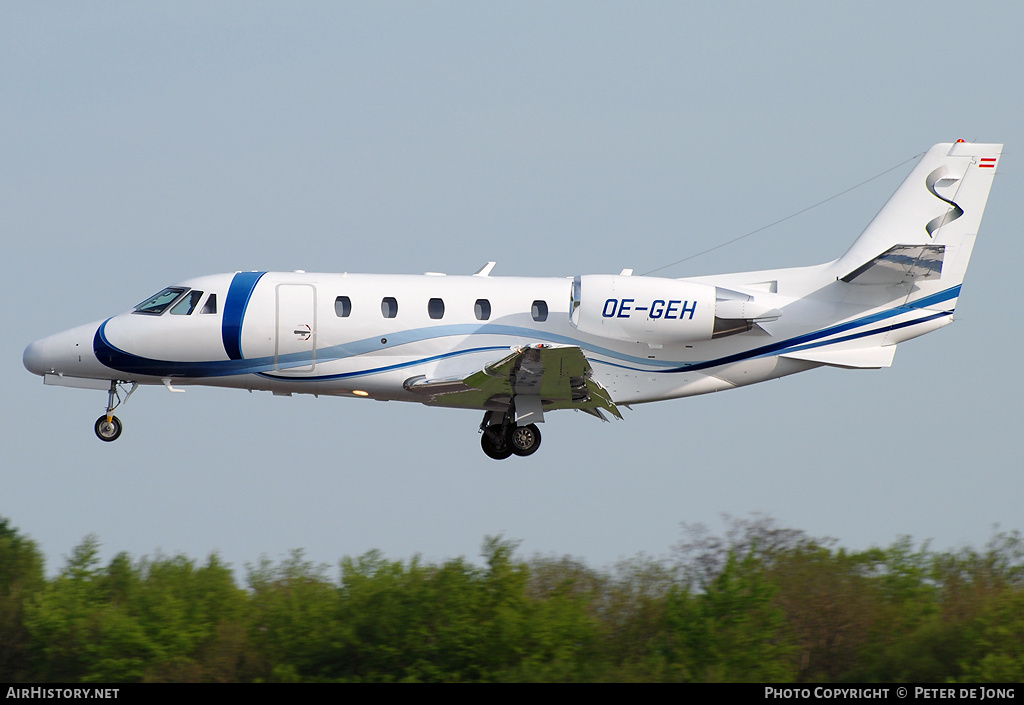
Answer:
[3,2,1022,576]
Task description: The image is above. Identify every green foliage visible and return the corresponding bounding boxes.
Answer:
[517,556,603,681]
[662,549,795,682]
[596,555,673,681]
[23,535,252,683]
[24,534,114,681]
[770,546,882,681]
[325,536,531,681]
[0,517,46,682]
[955,589,1024,682]
[952,530,1024,682]
[3,515,1023,682]
[133,552,252,681]
[247,549,339,681]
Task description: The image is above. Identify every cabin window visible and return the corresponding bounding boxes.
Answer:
[335,296,352,318]
[428,298,445,319]
[134,287,187,315]
[170,290,204,315]
[381,297,398,319]
[200,293,217,314]
[474,299,491,321]
[531,300,548,322]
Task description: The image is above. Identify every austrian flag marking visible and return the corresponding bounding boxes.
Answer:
[979,158,997,168]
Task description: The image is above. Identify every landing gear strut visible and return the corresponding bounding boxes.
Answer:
[94,380,137,442]
[479,411,542,460]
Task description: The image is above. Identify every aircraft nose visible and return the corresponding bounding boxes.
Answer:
[23,321,109,379]
[23,339,50,376]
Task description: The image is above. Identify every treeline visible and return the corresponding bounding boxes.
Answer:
[1,515,1022,682]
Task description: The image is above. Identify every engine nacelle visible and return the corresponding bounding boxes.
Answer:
[570,275,716,343]
[569,275,782,344]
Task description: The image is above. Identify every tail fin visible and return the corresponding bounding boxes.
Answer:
[831,141,1001,294]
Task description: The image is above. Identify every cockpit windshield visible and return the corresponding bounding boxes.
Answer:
[134,287,187,315]
[170,290,204,315]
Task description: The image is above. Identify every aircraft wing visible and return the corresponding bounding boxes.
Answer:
[404,344,622,422]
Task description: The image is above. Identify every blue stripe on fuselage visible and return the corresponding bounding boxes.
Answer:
[222,271,266,360]
[94,319,279,377]
[90,283,962,381]
[256,345,512,382]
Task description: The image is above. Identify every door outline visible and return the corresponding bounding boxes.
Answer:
[275,283,317,373]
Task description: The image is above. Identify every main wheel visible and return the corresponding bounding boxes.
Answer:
[481,426,513,460]
[94,415,122,442]
[508,423,541,457]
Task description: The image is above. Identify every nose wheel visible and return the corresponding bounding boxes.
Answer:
[95,415,123,442]
[93,380,136,442]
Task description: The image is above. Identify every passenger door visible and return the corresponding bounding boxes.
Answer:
[275,283,317,374]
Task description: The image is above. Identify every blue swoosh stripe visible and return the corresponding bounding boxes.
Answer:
[591,286,960,374]
[257,346,511,382]
[96,320,279,377]
[778,310,950,357]
[672,286,959,372]
[93,284,962,381]
[222,271,266,360]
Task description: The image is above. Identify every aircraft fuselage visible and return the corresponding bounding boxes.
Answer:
[23,141,1001,457]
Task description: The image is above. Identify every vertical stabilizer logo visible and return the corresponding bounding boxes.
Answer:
[924,166,964,239]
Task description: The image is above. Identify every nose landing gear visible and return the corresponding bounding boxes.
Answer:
[94,380,137,442]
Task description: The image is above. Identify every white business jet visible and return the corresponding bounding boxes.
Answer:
[24,141,1000,459]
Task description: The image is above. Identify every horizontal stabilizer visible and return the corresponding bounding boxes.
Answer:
[781,346,896,369]
[841,244,945,285]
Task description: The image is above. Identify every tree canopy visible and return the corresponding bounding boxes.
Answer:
[1,515,1021,682]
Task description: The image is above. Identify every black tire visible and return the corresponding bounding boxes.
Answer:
[94,415,122,442]
[508,423,541,457]
[481,426,513,460]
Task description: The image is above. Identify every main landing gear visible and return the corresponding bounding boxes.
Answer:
[479,412,542,460]
[94,380,137,442]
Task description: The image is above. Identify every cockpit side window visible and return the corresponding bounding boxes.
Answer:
[170,290,204,315]
[134,287,188,315]
[200,293,217,314]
